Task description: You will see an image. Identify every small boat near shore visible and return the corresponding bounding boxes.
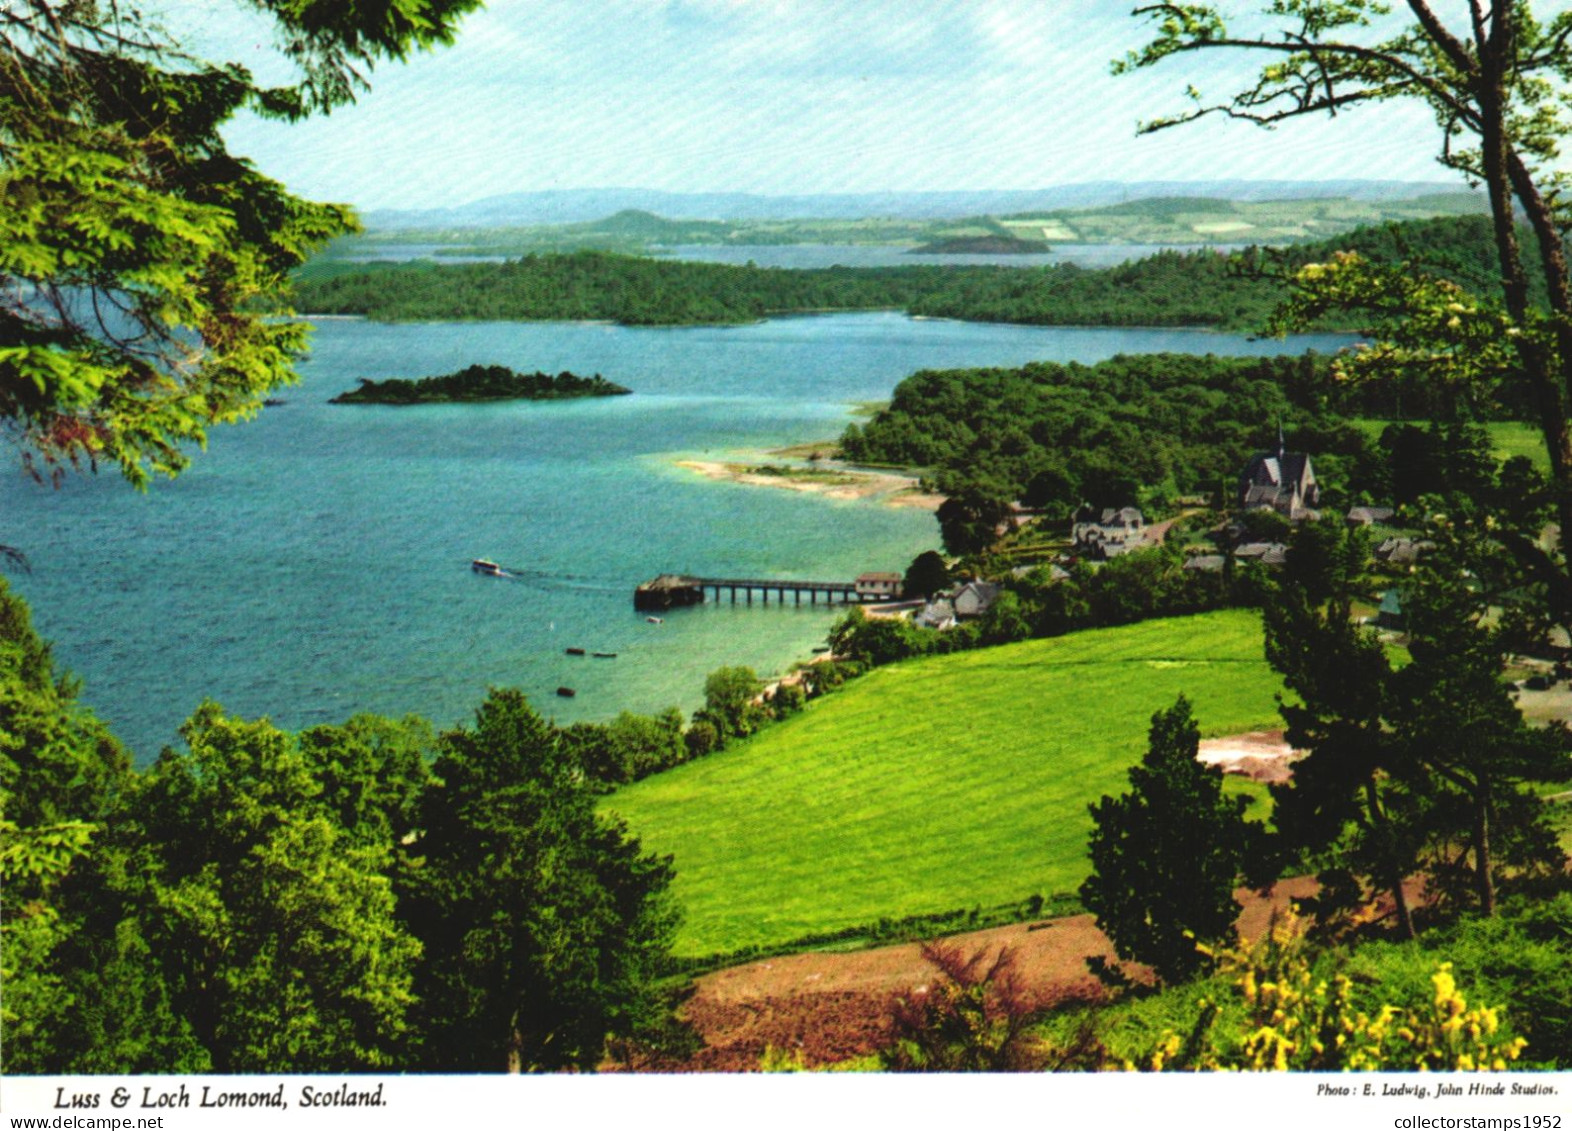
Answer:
[566,647,586,656]
[472,558,504,576]
[646,616,663,624]
[593,652,617,659]
[556,686,576,698]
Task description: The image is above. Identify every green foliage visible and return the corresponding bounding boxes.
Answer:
[405,689,678,1072]
[560,707,690,787]
[1080,696,1254,985]
[1121,1,1572,656]
[696,666,768,745]
[936,489,1013,556]
[125,705,422,1072]
[1265,511,1571,932]
[0,577,133,1071]
[828,607,935,666]
[330,365,631,405]
[880,943,1046,1072]
[607,611,1282,957]
[841,352,1376,514]
[0,0,477,486]
[1356,891,1572,1069]
[1263,521,1424,935]
[293,215,1514,333]
[903,550,951,599]
[1138,916,1528,1072]
[295,713,435,847]
[296,249,953,324]
[1390,542,1572,914]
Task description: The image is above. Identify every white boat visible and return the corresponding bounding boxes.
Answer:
[645,615,663,624]
[472,558,504,576]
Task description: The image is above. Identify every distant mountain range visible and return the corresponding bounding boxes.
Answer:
[363,181,1472,230]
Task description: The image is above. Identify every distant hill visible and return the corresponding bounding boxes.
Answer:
[363,180,1471,230]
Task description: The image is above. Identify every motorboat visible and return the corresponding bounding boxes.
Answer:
[472,558,504,576]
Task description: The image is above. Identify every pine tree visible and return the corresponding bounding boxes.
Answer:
[1080,695,1254,984]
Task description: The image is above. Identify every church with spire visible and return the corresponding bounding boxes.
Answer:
[1238,426,1320,521]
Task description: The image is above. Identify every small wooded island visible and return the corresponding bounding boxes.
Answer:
[330,364,632,404]
[908,235,1051,255]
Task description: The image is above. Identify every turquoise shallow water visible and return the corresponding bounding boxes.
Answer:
[1,313,1350,760]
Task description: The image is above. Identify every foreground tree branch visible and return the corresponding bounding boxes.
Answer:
[0,0,481,487]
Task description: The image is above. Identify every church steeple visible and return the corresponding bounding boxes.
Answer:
[1276,420,1286,461]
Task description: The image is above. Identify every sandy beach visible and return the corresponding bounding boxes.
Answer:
[675,457,944,510]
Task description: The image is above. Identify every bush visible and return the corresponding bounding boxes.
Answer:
[1138,914,1528,1071]
[880,943,1046,1072]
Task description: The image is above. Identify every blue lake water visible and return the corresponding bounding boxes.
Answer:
[1,313,1351,760]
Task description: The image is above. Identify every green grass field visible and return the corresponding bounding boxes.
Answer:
[1352,419,1549,471]
[604,610,1284,958]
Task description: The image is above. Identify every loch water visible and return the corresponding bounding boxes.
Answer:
[2,312,1350,760]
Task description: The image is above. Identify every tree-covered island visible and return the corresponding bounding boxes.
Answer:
[908,235,1053,255]
[329,365,632,405]
[294,214,1513,331]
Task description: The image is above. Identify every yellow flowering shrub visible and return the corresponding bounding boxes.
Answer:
[1138,915,1528,1071]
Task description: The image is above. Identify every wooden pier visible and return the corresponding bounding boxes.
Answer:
[634,573,877,611]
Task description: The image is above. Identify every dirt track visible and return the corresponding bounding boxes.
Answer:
[665,875,1321,1071]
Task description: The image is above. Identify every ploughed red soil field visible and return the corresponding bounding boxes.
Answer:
[657,875,1323,1071]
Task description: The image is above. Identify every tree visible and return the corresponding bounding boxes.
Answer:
[1388,537,1572,915]
[695,665,767,743]
[1263,522,1425,939]
[122,704,422,1072]
[903,550,951,600]
[1121,1,1572,626]
[0,0,479,486]
[0,576,134,1071]
[1080,695,1254,984]
[404,689,678,1072]
[936,488,1011,556]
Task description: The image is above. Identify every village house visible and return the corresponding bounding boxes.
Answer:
[953,580,1001,620]
[1070,506,1147,560]
[1239,428,1320,520]
[1182,553,1227,573]
[1374,536,1434,566]
[855,571,903,601]
[913,597,957,631]
[1346,505,1396,527]
[1233,541,1289,566]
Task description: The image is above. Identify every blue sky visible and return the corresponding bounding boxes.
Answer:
[203,0,1464,211]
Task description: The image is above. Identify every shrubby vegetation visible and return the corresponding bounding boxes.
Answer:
[330,365,631,405]
[870,907,1552,1072]
[0,576,679,1074]
[1030,911,1541,1071]
[296,251,950,325]
[840,352,1374,528]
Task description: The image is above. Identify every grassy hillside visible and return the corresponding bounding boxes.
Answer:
[604,610,1283,959]
[1353,419,1550,472]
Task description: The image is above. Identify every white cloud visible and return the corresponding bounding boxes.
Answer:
[213,0,1463,209]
